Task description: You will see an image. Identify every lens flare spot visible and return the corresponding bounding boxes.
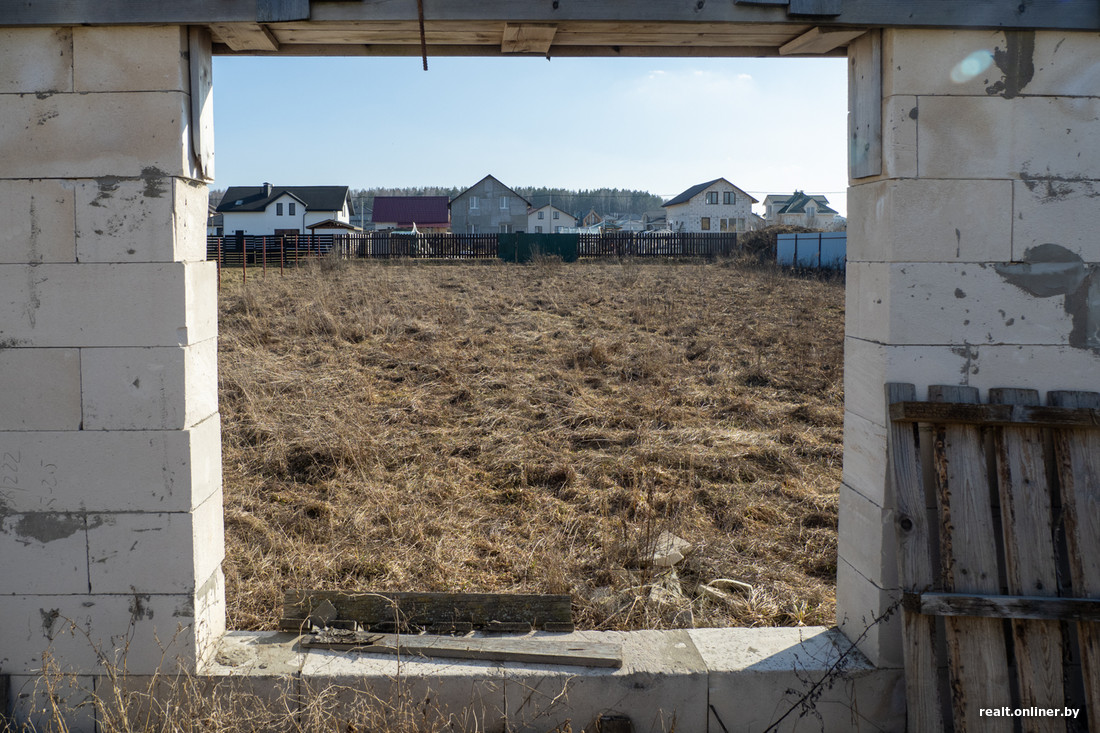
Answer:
[951,50,995,83]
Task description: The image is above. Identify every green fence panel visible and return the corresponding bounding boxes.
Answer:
[498,233,580,263]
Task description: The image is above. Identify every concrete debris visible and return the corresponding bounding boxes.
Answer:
[695,578,754,604]
[649,531,693,568]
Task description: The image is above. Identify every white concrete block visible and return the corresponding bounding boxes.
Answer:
[81,338,217,430]
[841,411,888,503]
[837,482,897,592]
[0,28,73,94]
[0,179,77,264]
[885,29,1100,98]
[0,91,196,179]
[500,630,708,733]
[919,96,1100,180]
[0,416,221,513]
[73,26,188,93]
[1013,178,1100,261]
[860,262,1075,347]
[193,567,227,666]
[847,179,1014,264]
[0,593,202,675]
[300,647,507,731]
[76,178,210,264]
[0,348,82,430]
[87,500,224,595]
[0,513,88,594]
[0,263,215,347]
[690,626,905,732]
[844,261,890,343]
[836,556,903,669]
[7,674,97,733]
[881,94,918,180]
[958,344,1100,395]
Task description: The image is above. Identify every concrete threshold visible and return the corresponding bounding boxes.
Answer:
[205,626,904,732]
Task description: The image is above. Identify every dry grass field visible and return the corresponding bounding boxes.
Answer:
[218,256,845,632]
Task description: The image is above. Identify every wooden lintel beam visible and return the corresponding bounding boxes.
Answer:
[502,23,557,54]
[909,592,1100,623]
[213,43,838,59]
[210,23,280,51]
[778,26,866,55]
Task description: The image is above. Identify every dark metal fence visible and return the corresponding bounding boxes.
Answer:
[207,231,741,269]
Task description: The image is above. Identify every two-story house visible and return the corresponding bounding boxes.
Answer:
[450,175,530,234]
[527,204,577,234]
[216,183,354,236]
[662,178,757,233]
[764,191,839,228]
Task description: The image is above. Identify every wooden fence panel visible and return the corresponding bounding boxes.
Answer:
[1049,390,1100,733]
[928,385,1013,732]
[990,388,1064,730]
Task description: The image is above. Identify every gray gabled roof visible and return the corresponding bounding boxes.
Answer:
[216,185,353,215]
[662,178,758,208]
[449,175,531,207]
[776,191,838,215]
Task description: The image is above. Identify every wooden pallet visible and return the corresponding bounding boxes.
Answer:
[887,384,1100,732]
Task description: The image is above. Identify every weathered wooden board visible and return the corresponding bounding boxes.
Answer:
[302,632,622,668]
[990,388,1064,728]
[501,23,557,53]
[886,383,944,733]
[890,401,1100,428]
[911,593,1100,623]
[848,30,881,179]
[1049,390,1100,733]
[210,22,280,51]
[282,590,574,632]
[779,27,865,55]
[929,385,1012,732]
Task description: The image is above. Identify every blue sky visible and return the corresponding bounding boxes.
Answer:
[212,55,850,216]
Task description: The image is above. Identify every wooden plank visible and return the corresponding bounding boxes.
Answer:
[1049,390,1100,733]
[215,43,831,58]
[779,27,866,55]
[890,401,1100,428]
[929,385,1012,732]
[188,28,215,182]
[886,383,944,733]
[848,30,882,179]
[990,388,1064,728]
[302,632,623,668]
[282,590,573,632]
[501,23,557,53]
[788,0,842,15]
[911,593,1100,623]
[209,23,280,51]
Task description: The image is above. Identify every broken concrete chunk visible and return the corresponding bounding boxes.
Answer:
[707,578,754,594]
[649,531,693,568]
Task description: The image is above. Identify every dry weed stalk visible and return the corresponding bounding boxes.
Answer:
[218,260,844,632]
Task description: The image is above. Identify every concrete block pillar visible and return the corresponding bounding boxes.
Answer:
[0,25,224,682]
[838,28,1100,666]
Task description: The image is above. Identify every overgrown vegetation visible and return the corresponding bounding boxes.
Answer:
[218,258,845,632]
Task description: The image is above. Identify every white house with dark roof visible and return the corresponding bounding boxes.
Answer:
[662,178,757,233]
[763,191,838,228]
[216,183,354,236]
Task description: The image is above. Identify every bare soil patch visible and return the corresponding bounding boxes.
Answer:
[218,258,845,631]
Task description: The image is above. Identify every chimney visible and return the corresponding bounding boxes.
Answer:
[263,182,273,196]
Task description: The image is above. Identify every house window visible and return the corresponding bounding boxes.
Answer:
[723,191,734,205]
[538,211,545,219]
[705,192,718,205]
[500,196,508,210]
[500,224,511,233]
[289,203,296,216]
[737,218,745,230]
[470,197,479,210]
[701,217,711,231]
[470,224,479,233]
[276,203,284,216]
[719,218,728,232]
[553,211,559,219]
[535,225,543,233]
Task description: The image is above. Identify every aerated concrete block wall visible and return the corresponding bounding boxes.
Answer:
[0,25,224,692]
[839,28,1100,667]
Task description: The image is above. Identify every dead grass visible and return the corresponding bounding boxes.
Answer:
[218,258,845,632]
